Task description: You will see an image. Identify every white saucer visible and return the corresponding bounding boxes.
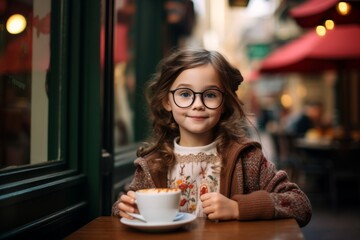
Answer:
[126,212,185,222]
[120,213,196,231]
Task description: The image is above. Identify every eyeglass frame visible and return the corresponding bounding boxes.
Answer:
[169,87,225,109]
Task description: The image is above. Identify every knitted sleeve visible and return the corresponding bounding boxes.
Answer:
[111,158,156,217]
[242,147,312,227]
[128,158,157,191]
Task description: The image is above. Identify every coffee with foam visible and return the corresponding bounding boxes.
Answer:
[135,188,181,223]
[137,188,180,194]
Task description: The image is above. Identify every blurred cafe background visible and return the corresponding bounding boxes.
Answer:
[0,0,359,239]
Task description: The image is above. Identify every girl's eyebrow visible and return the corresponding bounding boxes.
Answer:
[175,83,192,88]
[174,83,222,90]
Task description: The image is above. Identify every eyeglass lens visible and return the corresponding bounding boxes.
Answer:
[171,88,223,109]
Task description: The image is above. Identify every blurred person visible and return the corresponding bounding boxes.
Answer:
[112,48,312,227]
[285,101,324,138]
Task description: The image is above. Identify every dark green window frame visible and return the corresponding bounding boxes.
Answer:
[0,0,100,238]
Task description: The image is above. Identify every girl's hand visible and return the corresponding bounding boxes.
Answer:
[117,191,138,219]
[200,192,239,220]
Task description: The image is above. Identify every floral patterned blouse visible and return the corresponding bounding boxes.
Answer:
[168,139,221,217]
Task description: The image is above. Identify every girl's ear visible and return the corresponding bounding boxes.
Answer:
[162,97,172,111]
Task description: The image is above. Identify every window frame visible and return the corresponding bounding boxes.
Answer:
[0,0,100,237]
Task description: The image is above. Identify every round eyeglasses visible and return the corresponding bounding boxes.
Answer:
[169,88,225,109]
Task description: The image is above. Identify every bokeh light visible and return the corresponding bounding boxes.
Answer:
[6,14,27,34]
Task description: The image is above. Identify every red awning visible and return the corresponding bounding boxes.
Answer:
[259,24,360,74]
[290,0,360,28]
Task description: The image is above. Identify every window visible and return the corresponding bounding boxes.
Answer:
[0,0,58,170]
[113,0,137,149]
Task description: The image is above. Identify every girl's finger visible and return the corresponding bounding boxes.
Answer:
[127,190,136,198]
[200,192,211,201]
[120,193,136,204]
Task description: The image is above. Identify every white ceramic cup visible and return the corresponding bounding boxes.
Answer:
[135,188,181,223]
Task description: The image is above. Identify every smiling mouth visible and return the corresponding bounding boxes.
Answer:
[188,116,207,119]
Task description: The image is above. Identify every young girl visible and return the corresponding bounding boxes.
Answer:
[112,48,312,227]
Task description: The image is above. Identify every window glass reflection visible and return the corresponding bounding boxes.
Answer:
[0,0,51,169]
[114,0,136,148]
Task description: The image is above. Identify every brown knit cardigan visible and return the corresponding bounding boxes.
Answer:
[112,140,312,227]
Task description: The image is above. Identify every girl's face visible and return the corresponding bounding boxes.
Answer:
[163,64,224,147]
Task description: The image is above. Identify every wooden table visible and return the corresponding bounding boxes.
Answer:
[65,217,304,240]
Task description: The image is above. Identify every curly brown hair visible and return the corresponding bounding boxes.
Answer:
[137,48,251,172]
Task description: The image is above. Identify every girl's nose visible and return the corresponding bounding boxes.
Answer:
[192,94,205,109]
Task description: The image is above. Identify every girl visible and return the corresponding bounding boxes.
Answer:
[112,48,312,227]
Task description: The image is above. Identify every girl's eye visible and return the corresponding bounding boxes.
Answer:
[205,93,216,98]
[178,90,193,98]
[204,91,218,99]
